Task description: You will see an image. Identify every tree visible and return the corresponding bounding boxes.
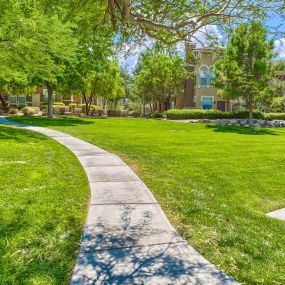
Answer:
[103,0,284,43]
[91,61,125,110]
[63,34,124,115]
[214,21,274,127]
[30,16,77,119]
[271,61,285,91]
[0,1,77,118]
[134,51,186,112]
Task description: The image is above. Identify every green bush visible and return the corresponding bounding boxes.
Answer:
[228,110,264,119]
[166,109,264,120]
[271,96,285,112]
[53,102,65,106]
[166,109,222,119]
[40,104,47,111]
[18,104,27,110]
[80,104,86,113]
[264,113,285,121]
[69,103,77,112]
[149,112,165,118]
[22,106,39,116]
[107,110,128,117]
[90,105,101,111]
[128,101,141,112]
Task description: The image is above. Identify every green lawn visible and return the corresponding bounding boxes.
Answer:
[7,116,285,285]
[0,124,89,285]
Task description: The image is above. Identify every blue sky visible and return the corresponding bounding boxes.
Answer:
[266,13,285,59]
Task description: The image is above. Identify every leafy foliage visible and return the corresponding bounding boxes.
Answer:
[134,50,186,111]
[166,109,264,120]
[214,21,274,127]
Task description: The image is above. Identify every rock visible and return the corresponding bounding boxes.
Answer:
[254,123,261,128]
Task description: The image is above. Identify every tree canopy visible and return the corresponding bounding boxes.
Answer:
[105,0,285,43]
[214,21,275,127]
[135,50,186,111]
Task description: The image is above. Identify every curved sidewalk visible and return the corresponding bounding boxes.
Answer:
[0,117,239,285]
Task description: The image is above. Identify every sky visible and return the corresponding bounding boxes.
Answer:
[120,13,285,71]
[268,13,285,59]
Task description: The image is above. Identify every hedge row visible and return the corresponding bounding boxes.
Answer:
[166,109,285,121]
[264,113,285,121]
[166,109,262,120]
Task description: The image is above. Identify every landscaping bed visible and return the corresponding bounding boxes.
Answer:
[166,109,285,121]
[176,118,285,128]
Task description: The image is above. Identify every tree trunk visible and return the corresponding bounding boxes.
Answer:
[248,95,253,128]
[47,83,54,119]
[150,100,153,113]
[82,91,95,116]
[0,93,8,112]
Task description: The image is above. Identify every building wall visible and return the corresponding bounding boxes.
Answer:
[191,49,232,111]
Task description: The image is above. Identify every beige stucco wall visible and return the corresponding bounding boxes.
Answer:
[32,94,41,107]
[199,52,214,66]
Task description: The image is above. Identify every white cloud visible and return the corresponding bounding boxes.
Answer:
[117,37,154,72]
[192,25,223,48]
[274,38,285,58]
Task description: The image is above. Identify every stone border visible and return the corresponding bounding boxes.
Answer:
[0,117,239,285]
[173,118,285,128]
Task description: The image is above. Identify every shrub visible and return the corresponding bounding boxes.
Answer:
[166,109,264,120]
[90,105,101,115]
[22,106,39,116]
[80,104,86,113]
[69,103,77,112]
[107,110,128,117]
[149,112,164,118]
[8,108,18,115]
[271,96,285,112]
[128,101,141,112]
[90,105,100,111]
[18,104,27,110]
[264,113,285,121]
[166,109,223,120]
[53,102,65,106]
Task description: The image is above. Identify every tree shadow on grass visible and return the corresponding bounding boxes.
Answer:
[0,124,48,142]
[6,116,94,127]
[206,124,280,136]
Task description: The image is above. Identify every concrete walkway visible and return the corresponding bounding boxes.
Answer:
[0,117,239,285]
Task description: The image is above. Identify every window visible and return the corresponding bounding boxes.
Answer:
[199,66,208,86]
[209,67,216,86]
[202,97,213,110]
[9,95,17,105]
[18,95,26,105]
[43,89,48,103]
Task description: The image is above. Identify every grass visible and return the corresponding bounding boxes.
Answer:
[7,116,285,285]
[0,124,89,285]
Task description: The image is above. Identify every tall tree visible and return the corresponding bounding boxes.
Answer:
[135,51,186,111]
[214,21,274,127]
[0,1,77,118]
[30,15,77,119]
